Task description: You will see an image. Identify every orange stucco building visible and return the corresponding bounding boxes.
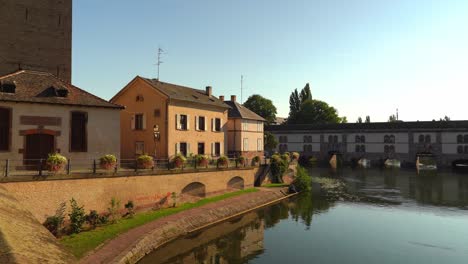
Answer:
[110,77,229,160]
[223,95,266,159]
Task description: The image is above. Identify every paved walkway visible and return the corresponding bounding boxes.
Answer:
[80,188,291,264]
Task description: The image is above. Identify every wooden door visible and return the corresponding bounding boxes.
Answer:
[24,134,55,167]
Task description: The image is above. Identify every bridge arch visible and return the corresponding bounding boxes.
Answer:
[181,182,206,198]
[227,176,245,190]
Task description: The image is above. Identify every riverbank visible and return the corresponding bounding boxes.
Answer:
[77,188,295,264]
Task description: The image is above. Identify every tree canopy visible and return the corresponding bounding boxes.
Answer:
[294,99,341,124]
[243,94,277,124]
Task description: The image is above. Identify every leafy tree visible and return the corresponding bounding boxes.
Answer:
[365,115,371,123]
[340,116,348,123]
[288,83,312,124]
[264,131,278,151]
[299,83,312,102]
[294,99,341,124]
[439,116,450,121]
[357,117,363,123]
[288,89,301,124]
[243,94,277,124]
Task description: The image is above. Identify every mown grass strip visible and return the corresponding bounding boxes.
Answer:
[262,183,290,188]
[60,188,258,258]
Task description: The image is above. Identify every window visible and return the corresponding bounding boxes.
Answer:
[198,142,205,155]
[213,118,222,132]
[0,108,11,151]
[464,135,468,144]
[360,136,365,143]
[328,135,333,143]
[257,138,263,151]
[384,135,389,143]
[458,146,464,154]
[243,138,249,151]
[457,135,463,143]
[214,142,221,156]
[70,112,87,152]
[355,135,361,143]
[418,135,425,143]
[334,135,338,143]
[154,109,161,117]
[177,114,188,130]
[242,121,248,131]
[257,122,263,132]
[425,135,431,144]
[134,114,144,130]
[135,141,145,155]
[179,142,188,156]
[197,116,206,131]
[390,135,395,143]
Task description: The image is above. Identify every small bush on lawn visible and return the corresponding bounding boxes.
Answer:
[99,154,117,170]
[69,198,85,234]
[124,200,135,218]
[43,202,66,237]
[293,166,312,192]
[85,210,100,229]
[108,197,121,224]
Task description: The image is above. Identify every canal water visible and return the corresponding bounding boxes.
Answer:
[139,168,468,264]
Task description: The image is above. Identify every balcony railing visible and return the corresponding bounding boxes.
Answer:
[0,157,270,179]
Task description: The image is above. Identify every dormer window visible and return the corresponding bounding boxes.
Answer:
[0,82,16,94]
[57,88,69,97]
[40,86,69,98]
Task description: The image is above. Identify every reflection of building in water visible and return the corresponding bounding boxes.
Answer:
[139,212,265,264]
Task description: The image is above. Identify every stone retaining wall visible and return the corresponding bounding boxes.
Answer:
[2,168,257,223]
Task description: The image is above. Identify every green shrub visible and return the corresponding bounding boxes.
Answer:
[85,210,100,229]
[124,200,135,218]
[69,198,85,234]
[99,154,117,170]
[108,197,121,224]
[309,157,318,167]
[270,154,288,183]
[291,152,300,161]
[217,156,228,167]
[281,153,291,163]
[293,166,312,192]
[252,156,261,165]
[46,153,67,173]
[137,154,154,169]
[171,154,187,168]
[43,202,66,237]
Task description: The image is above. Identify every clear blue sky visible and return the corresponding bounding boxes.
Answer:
[73,0,468,122]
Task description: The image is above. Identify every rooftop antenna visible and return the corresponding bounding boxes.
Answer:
[241,75,244,104]
[156,47,165,80]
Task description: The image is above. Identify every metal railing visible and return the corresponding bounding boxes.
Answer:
[1,157,270,179]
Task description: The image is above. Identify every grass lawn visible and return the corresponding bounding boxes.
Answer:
[262,183,289,188]
[60,188,258,258]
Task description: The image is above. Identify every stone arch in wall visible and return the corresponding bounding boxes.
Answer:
[227,176,245,190]
[181,182,206,198]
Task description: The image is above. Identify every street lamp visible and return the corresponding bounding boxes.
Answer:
[153,125,160,158]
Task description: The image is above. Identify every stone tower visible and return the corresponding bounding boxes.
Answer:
[0,0,72,83]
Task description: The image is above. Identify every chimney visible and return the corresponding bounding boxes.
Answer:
[231,95,237,102]
[206,86,212,97]
[219,95,225,101]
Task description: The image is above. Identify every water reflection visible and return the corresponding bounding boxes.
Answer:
[139,169,468,264]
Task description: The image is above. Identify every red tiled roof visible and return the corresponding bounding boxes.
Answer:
[0,70,122,109]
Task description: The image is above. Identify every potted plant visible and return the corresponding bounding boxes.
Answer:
[217,156,228,168]
[46,153,67,173]
[252,156,261,166]
[137,154,154,169]
[236,156,246,166]
[99,154,117,170]
[195,154,209,167]
[171,154,186,169]
[281,153,291,163]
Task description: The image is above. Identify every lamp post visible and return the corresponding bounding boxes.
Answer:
[153,125,160,158]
